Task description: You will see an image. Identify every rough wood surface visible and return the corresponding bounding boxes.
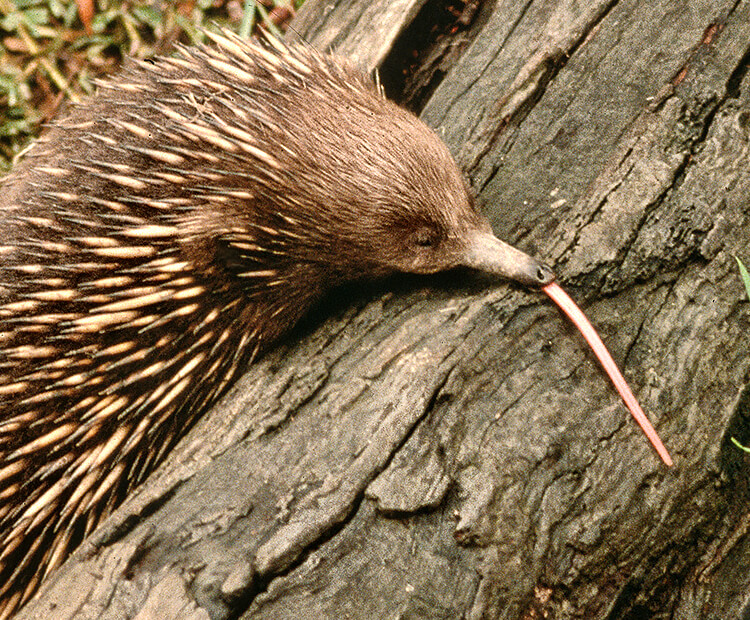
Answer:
[18,1,750,619]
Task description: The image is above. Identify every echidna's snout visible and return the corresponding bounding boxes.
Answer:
[461,231,555,287]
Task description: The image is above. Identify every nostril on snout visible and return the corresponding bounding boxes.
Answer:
[536,263,555,284]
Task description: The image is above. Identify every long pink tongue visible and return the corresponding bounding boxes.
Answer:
[542,282,673,466]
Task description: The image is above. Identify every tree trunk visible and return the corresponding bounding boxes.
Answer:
[19,1,750,618]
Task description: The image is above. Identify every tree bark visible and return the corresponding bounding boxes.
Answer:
[19,1,750,618]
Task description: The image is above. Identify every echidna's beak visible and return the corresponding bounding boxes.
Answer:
[462,231,555,287]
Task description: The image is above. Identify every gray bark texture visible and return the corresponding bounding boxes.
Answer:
[17,1,750,618]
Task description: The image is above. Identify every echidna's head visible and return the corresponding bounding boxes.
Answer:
[281,94,555,287]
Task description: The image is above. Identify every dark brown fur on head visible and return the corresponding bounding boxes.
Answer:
[0,29,551,616]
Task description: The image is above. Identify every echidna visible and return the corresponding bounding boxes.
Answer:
[0,29,555,615]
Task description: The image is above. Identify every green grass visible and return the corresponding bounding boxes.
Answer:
[731,436,750,454]
[737,256,750,301]
[0,0,301,172]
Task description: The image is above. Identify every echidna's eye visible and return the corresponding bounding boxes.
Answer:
[414,228,437,248]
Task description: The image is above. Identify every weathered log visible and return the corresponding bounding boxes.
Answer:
[18,1,750,618]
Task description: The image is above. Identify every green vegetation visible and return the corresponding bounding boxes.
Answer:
[0,0,301,172]
[737,256,750,300]
[731,436,750,454]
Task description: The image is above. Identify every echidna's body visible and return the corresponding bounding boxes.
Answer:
[0,30,552,615]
